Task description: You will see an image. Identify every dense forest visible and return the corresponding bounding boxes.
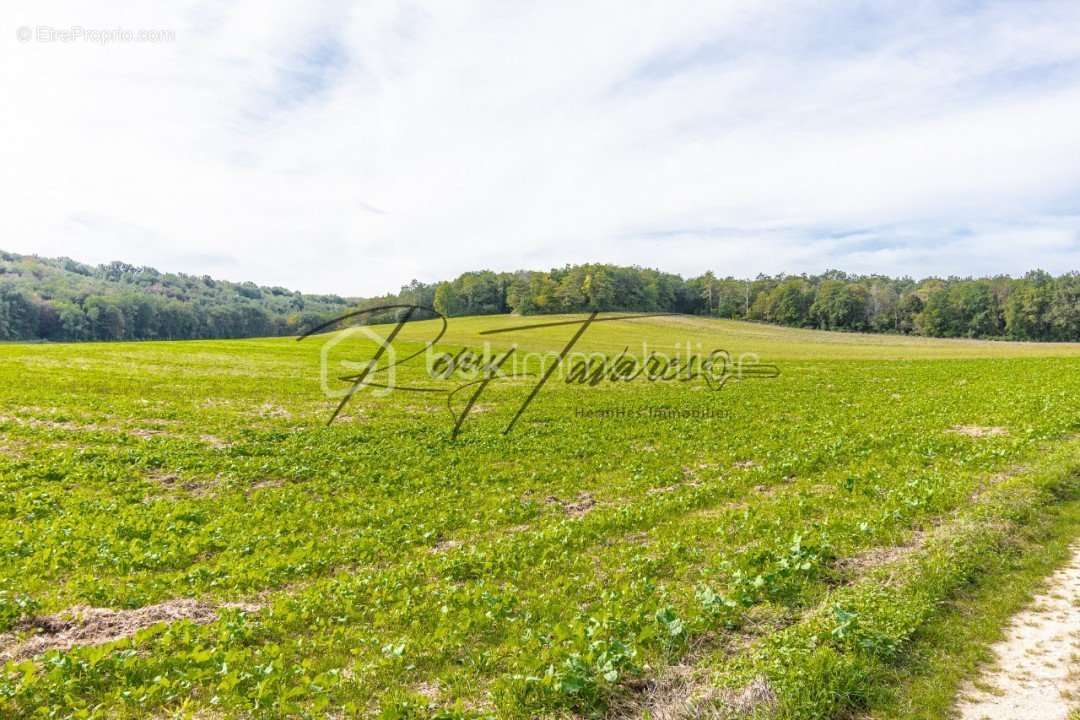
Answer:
[2,250,1079,342]
[429,265,1080,341]
[0,251,356,341]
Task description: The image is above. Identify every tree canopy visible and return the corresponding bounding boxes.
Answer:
[2,250,1079,342]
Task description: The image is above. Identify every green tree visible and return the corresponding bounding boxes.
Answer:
[811,281,869,331]
[433,282,461,317]
[1005,271,1053,340]
[915,286,956,336]
[1049,273,1080,340]
[765,278,813,326]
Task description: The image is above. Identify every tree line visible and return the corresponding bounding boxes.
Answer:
[426,266,1080,341]
[0,251,353,341]
[2,250,1079,342]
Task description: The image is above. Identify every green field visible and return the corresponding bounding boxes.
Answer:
[1,314,1079,719]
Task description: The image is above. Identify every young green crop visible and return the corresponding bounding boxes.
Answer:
[0,315,1078,718]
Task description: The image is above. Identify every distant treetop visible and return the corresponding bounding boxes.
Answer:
[1,250,1078,342]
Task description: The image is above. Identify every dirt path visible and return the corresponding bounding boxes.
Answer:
[955,543,1080,720]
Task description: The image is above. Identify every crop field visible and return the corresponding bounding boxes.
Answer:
[2,314,1080,719]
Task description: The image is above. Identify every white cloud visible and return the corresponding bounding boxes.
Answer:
[2,0,1080,295]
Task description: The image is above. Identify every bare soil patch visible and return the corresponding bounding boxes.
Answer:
[610,606,790,720]
[199,433,230,449]
[247,478,286,494]
[412,680,440,701]
[547,491,597,518]
[949,425,1009,438]
[647,484,680,496]
[836,530,929,578]
[147,471,217,496]
[0,598,259,661]
[0,437,28,460]
[0,414,108,432]
[129,427,167,439]
[431,539,463,554]
[611,664,777,720]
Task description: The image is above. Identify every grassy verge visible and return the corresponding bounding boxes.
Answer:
[864,499,1080,719]
[693,439,1080,720]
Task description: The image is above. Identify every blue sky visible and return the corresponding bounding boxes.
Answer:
[3,1,1080,294]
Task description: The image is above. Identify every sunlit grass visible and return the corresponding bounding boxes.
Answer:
[0,314,1078,718]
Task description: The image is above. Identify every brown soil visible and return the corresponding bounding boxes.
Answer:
[611,665,777,720]
[0,599,259,661]
[247,478,285,493]
[431,539,463,554]
[147,471,216,496]
[547,491,597,518]
[949,425,1009,438]
[836,530,928,577]
[129,428,167,439]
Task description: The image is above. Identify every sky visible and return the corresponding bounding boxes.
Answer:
[3,1,1080,296]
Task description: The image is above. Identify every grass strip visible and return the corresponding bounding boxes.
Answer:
[699,438,1080,719]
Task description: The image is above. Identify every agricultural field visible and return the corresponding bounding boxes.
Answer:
[1,314,1080,719]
